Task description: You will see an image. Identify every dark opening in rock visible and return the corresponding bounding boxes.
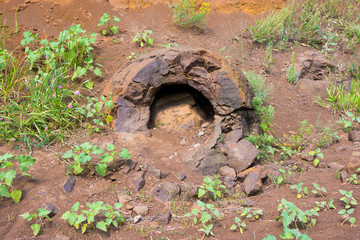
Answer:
[147,84,215,130]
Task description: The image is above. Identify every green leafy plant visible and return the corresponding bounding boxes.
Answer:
[20,208,51,236]
[198,175,226,201]
[0,153,36,203]
[290,182,309,199]
[308,148,324,168]
[172,0,210,31]
[240,208,263,221]
[337,111,360,131]
[61,201,125,233]
[133,30,154,47]
[314,199,335,212]
[97,13,121,36]
[184,200,221,236]
[286,52,300,85]
[161,42,179,48]
[62,142,130,176]
[347,169,360,184]
[230,217,246,234]
[311,183,327,198]
[338,190,357,226]
[265,41,275,72]
[270,168,293,188]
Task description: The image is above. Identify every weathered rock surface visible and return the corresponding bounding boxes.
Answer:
[238,165,267,181]
[133,205,149,216]
[151,182,181,202]
[347,151,360,174]
[118,193,132,204]
[328,162,344,172]
[300,144,316,162]
[219,166,237,180]
[243,171,262,196]
[227,139,259,172]
[41,202,60,218]
[103,47,254,133]
[179,183,198,200]
[63,175,76,193]
[131,171,146,191]
[157,211,172,226]
[349,130,360,142]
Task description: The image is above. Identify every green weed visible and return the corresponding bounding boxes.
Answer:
[20,208,52,236]
[172,0,210,31]
[286,52,299,85]
[338,190,357,226]
[133,30,154,47]
[97,13,121,36]
[198,175,226,201]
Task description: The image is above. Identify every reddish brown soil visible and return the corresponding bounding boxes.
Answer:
[0,0,360,240]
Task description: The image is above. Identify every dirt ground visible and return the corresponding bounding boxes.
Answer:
[1,0,360,239]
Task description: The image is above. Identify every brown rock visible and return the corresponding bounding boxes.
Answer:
[151,182,181,202]
[133,205,149,216]
[300,144,316,162]
[131,171,146,191]
[328,162,344,172]
[157,211,172,226]
[340,170,350,183]
[52,233,70,240]
[348,131,360,142]
[227,139,259,172]
[238,165,267,181]
[41,202,60,218]
[347,152,360,174]
[219,166,237,180]
[179,183,198,200]
[118,193,132,204]
[242,171,262,196]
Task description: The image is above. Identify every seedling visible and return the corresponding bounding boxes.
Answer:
[314,199,336,212]
[0,153,36,203]
[347,171,360,185]
[172,0,210,31]
[240,207,263,221]
[271,168,293,188]
[62,142,130,176]
[290,182,309,198]
[184,200,221,236]
[97,13,121,36]
[133,30,154,47]
[230,217,246,234]
[308,148,324,167]
[311,183,327,198]
[286,52,300,85]
[20,208,52,236]
[198,175,226,201]
[337,111,360,131]
[61,201,125,233]
[161,42,179,48]
[338,190,357,226]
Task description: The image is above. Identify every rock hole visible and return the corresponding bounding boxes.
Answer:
[147,84,215,132]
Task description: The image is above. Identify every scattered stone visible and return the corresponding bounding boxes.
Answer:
[225,128,243,144]
[41,202,60,218]
[243,171,262,196]
[349,131,360,142]
[295,162,308,172]
[178,174,187,181]
[240,198,255,207]
[328,162,344,172]
[133,215,142,223]
[179,183,198,200]
[224,177,236,188]
[133,205,149,216]
[63,175,76,193]
[118,193,132,204]
[124,159,138,174]
[141,163,169,179]
[317,162,328,168]
[52,233,70,240]
[297,50,335,81]
[340,170,349,183]
[131,171,146,191]
[110,159,125,171]
[193,143,201,148]
[219,166,237,180]
[347,151,360,174]
[300,144,316,162]
[238,165,267,181]
[151,182,181,202]
[298,79,330,99]
[157,211,172,225]
[198,131,205,136]
[180,138,186,146]
[193,150,227,175]
[201,122,210,128]
[227,139,259,172]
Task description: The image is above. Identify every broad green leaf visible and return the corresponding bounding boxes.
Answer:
[100,153,113,163]
[95,163,107,176]
[106,115,113,125]
[263,235,277,240]
[16,155,36,171]
[106,143,115,152]
[94,102,102,112]
[0,153,13,162]
[30,223,41,236]
[38,208,51,217]
[113,16,121,23]
[230,224,237,230]
[94,68,102,76]
[105,99,114,109]
[20,212,32,221]
[0,184,10,197]
[98,13,110,26]
[114,203,123,209]
[82,223,87,234]
[0,169,16,186]
[62,150,73,159]
[201,211,212,224]
[119,148,131,159]
[75,214,86,225]
[71,202,80,211]
[96,221,108,232]
[84,80,94,89]
[198,188,206,198]
[10,190,22,203]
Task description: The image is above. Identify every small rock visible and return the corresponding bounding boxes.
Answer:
[225,129,243,144]
[63,175,76,193]
[124,159,138,174]
[193,143,201,148]
[133,215,142,223]
[340,170,349,183]
[201,122,210,128]
[179,183,198,200]
[238,165,267,181]
[227,139,259,172]
[157,211,172,225]
[317,162,328,168]
[180,138,186,146]
[243,171,262,196]
[295,162,308,172]
[118,193,132,204]
[347,151,360,174]
[41,202,60,218]
[151,182,181,202]
[328,162,344,171]
[240,198,255,207]
[300,144,316,162]
[348,130,360,142]
[224,177,236,188]
[131,171,146,191]
[178,174,187,181]
[198,131,205,136]
[133,205,149,216]
[219,166,237,180]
